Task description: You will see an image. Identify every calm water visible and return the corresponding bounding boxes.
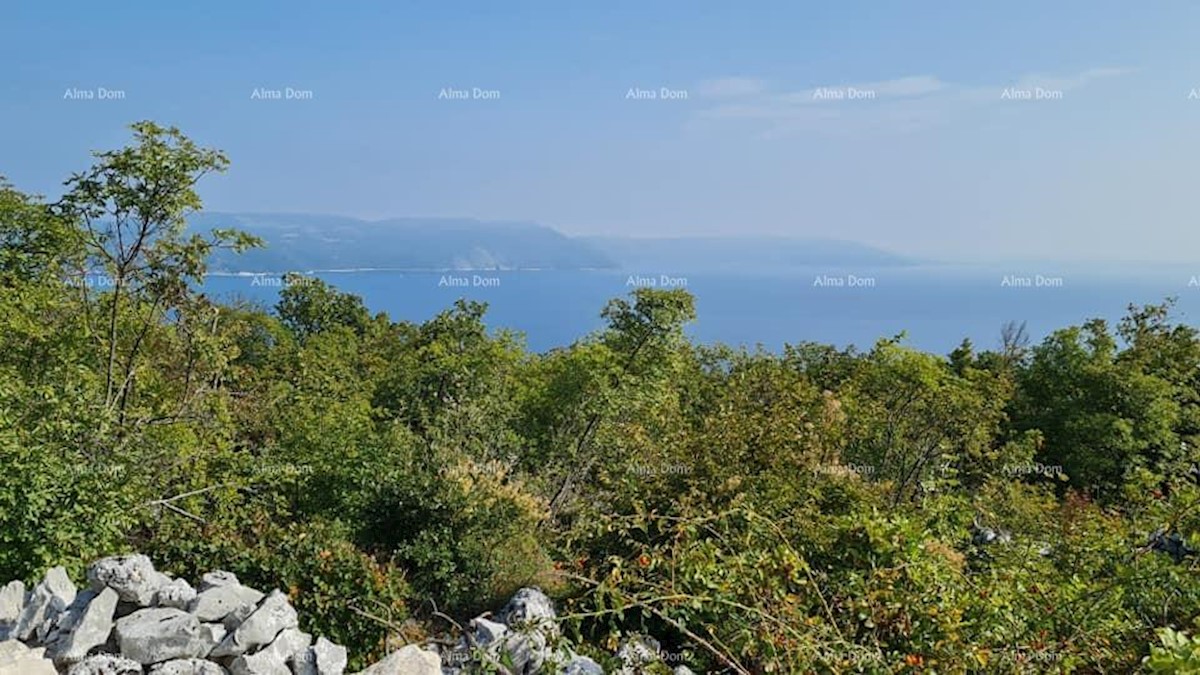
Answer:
[202,264,1200,354]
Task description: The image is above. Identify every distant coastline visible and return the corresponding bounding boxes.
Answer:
[194,212,915,275]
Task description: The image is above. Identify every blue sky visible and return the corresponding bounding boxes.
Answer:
[1,1,1198,261]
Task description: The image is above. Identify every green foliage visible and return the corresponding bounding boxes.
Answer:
[1016,317,1181,493]
[1147,623,1200,673]
[276,273,371,341]
[149,514,410,671]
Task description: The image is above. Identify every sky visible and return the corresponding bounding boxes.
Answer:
[1,1,1198,262]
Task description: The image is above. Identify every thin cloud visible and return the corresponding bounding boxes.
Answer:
[694,68,1133,135]
[778,75,948,104]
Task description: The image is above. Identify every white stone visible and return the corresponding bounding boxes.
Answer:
[198,623,226,652]
[0,639,57,675]
[562,656,605,675]
[46,587,119,664]
[155,579,196,610]
[499,588,556,628]
[356,645,441,675]
[198,572,239,592]
[228,627,309,675]
[115,608,208,664]
[210,590,297,657]
[189,585,264,623]
[88,556,170,607]
[149,658,227,674]
[220,604,255,631]
[313,637,347,674]
[0,581,25,633]
[14,567,77,643]
[67,653,144,674]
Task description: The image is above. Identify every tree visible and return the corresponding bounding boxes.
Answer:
[1015,319,1179,493]
[275,273,371,341]
[842,339,1010,503]
[545,288,696,515]
[0,179,79,285]
[55,121,259,420]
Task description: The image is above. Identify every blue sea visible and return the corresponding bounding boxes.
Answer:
[202,264,1200,354]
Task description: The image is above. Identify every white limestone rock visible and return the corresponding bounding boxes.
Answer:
[0,582,25,640]
[562,656,605,675]
[0,639,57,675]
[188,585,264,624]
[355,645,441,675]
[115,608,209,665]
[149,659,228,675]
[197,572,240,592]
[67,653,144,675]
[209,590,297,658]
[293,636,347,675]
[14,566,77,644]
[45,587,119,665]
[154,579,197,611]
[228,627,310,675]
[88,556,171,607]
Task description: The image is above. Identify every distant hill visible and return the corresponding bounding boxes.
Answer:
[581,235,915,271]
[192,213,617,272]
[191,213,915,273]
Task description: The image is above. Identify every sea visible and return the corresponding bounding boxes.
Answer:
[201,263,1200,355]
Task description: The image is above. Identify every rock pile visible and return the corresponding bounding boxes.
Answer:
[0,555,349,675]
[0,555,695,674]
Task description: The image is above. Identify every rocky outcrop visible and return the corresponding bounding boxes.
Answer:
[0,558,356,675]
[0,557,700,674]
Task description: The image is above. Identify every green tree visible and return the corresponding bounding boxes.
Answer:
[55,121,259,420]
[275,273,371,341]
[1015,319,1179,493]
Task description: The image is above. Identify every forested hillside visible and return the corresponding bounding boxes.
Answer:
[4,123,1200,672]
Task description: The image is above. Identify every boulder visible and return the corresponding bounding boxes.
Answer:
[115,608,209,664]
[197,573,239,592]
[220,604,255,631]
[496,588,559,674]
[14,566,77,644]
[88,556,171,607]
[228,651,289,675]
[0,639,57,675]
[355,645,440,675]
[471,618,507,646]
[45,587,119,665]
[293,636,347,675]
[67,653,144,675]
[228,627,310,675]
[503,629,550,674]
[149,659,227,675]
[210,590,297,658]
[189,585,264,623]
[197,623,226,653]
[155,580,197,611]
[498,588,556,628]
[0,581,25,640]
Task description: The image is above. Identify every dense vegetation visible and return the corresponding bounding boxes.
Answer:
[3,123,1200,673]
